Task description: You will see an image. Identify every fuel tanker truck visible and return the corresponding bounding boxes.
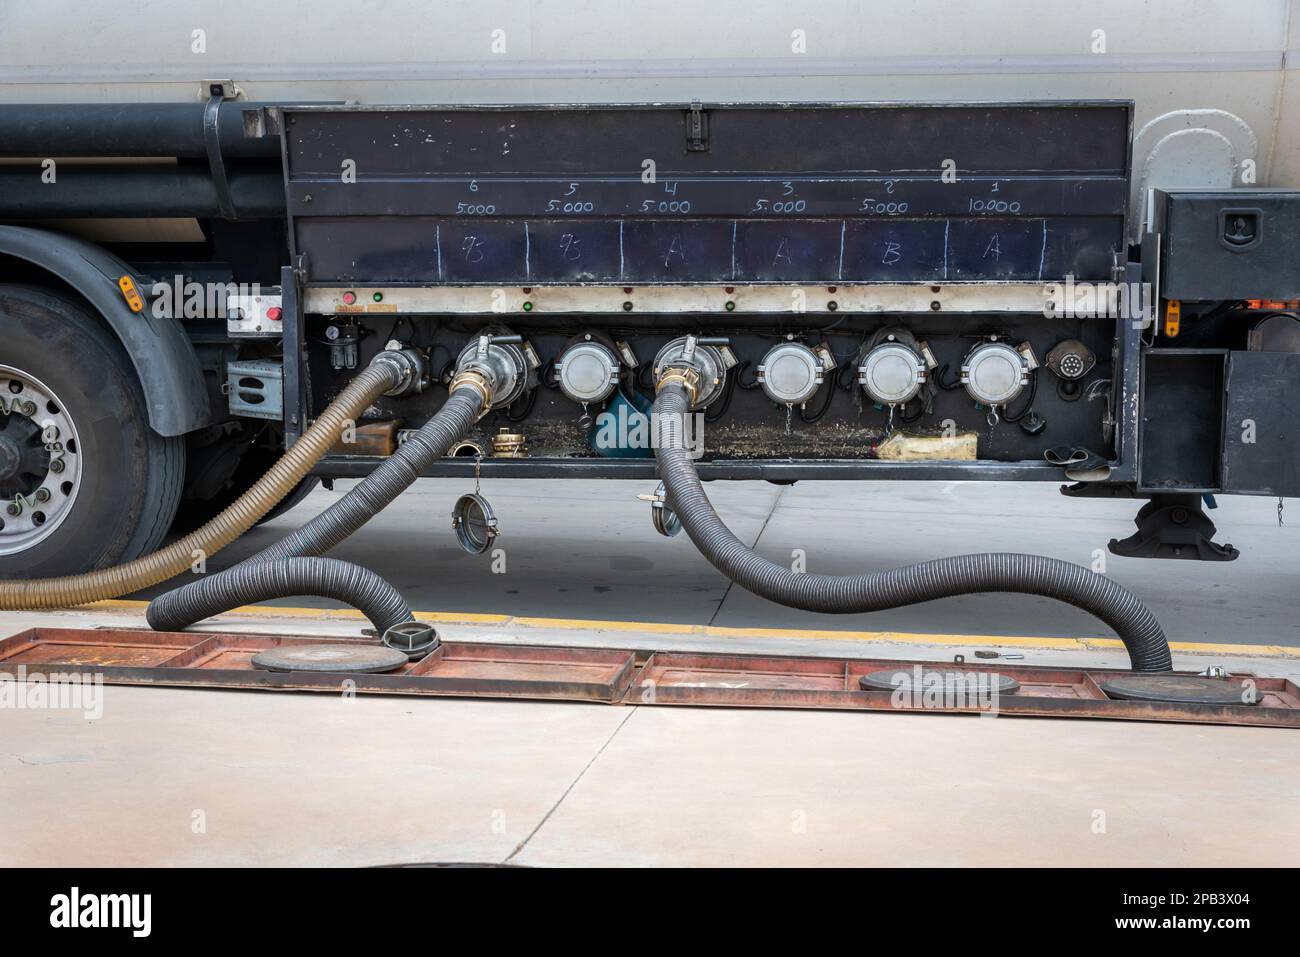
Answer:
[0,0,1296,671]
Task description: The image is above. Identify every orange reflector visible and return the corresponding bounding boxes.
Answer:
[1163,299,1181,338]
[118,275,145,314]
[1246,299,1299,311]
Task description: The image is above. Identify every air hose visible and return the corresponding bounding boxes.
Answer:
[652,379,1172,672]
[145,385,486,630]
[0,355,415,610]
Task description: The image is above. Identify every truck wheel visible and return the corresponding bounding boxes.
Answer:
[0,286,185,578]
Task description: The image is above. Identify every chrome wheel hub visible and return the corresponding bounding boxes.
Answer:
[0,365,84,557]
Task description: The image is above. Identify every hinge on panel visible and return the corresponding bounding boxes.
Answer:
[685,100,709,152]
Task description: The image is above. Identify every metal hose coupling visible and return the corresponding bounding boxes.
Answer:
[369,347,426,397]
[448,368,494,420]
[451,331,536,416]
[655,364,703,408]
[652,335,731,410]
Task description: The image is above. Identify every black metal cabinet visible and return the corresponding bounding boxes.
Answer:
[1157,189,1300,301]
[1139,347,1300,496]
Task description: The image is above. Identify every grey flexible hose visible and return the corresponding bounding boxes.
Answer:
[144,557,413,635]
[146,386,485,631]
[652,383,1172,672]
[246,387,485,564]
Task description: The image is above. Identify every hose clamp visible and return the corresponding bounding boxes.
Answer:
[449,369,494,419]
[655,365,702,407]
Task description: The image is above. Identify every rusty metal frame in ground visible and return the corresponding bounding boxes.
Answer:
[0,626,1296,728]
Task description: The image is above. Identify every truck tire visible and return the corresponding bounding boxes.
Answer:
[0,285,185,578]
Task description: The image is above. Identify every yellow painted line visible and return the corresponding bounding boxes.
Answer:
[49,600,1299,658]
[413,611,513,625]
[704,624,1084,650]
[512,615,698,635]
[86,599,509,626]
[1080,635,1292,657]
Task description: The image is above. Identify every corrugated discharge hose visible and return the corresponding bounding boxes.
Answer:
[145,386,486,632]
[147,557,415,635]
[0,362,403,611]
[652,381,1173,673]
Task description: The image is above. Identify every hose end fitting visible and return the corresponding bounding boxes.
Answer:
[652,335,729,410]
[449,368,494,420]
[370,348,426,397]
[655,365,702,408]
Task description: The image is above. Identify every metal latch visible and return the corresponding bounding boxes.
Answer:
[1220,208,1262,251]
[685,100,709,152]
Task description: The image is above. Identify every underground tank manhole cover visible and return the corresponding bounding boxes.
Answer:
[1097,674,1258,706]
[858,667,1021,695]
[250,644,410,674]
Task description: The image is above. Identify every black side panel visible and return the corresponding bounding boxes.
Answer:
[283,102,1131,286]
[1222,351,1300,496]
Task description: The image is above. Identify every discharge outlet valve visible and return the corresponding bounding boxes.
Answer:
[653,335,735,410]
[452,331,540,414]
[858,332,933,408]
[960,339,1035,414]
[757,340,835,407]
[554,334,624,406]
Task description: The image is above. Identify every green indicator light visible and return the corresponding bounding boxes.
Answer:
[372,292,383,302]
[725,300,736,312]
[522,301,534,312]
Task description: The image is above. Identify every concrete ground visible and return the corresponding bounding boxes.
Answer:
[2,479,1298,866]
